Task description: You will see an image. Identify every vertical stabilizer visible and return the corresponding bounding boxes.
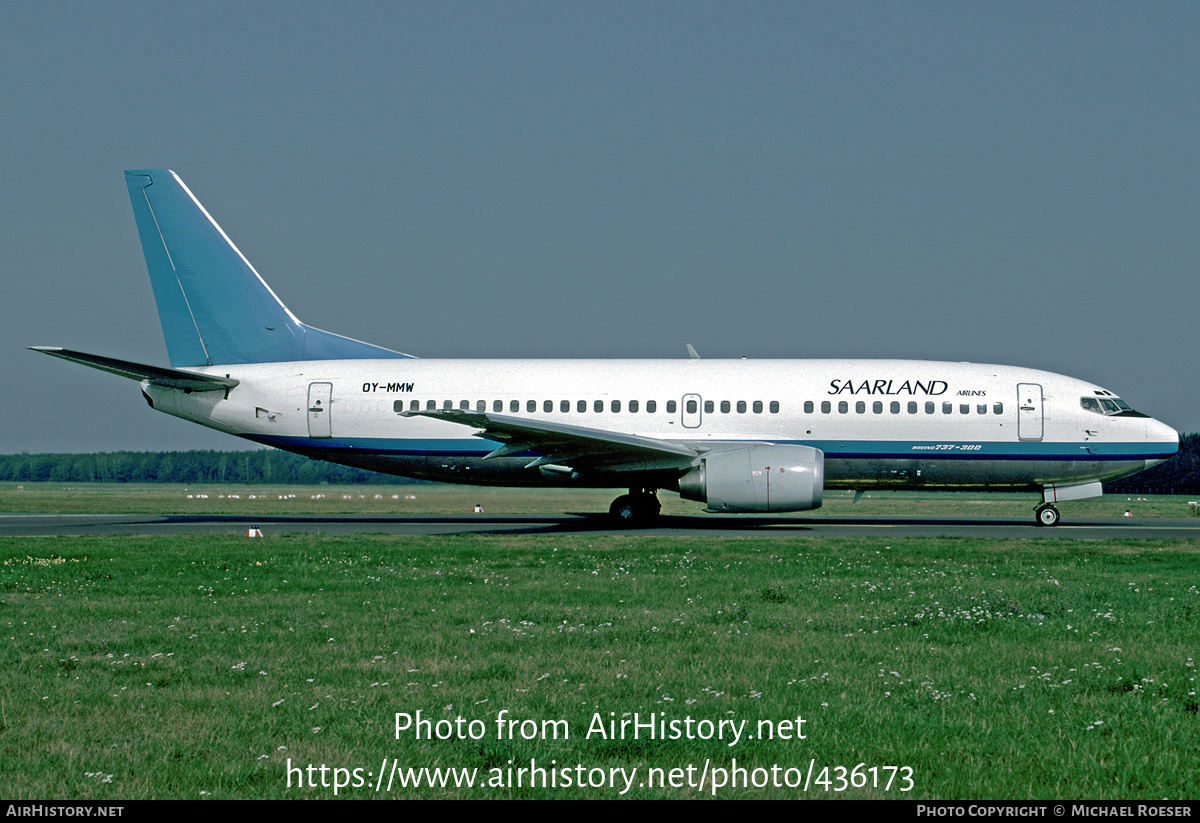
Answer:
[124,169,409,366]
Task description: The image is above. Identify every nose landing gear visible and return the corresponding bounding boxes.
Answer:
[1035,504,1060,527]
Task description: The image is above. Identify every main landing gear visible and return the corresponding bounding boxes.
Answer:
[609,489,661,525]
[1035,504,1061,527]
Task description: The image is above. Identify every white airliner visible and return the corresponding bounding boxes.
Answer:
[31,170,1179,526]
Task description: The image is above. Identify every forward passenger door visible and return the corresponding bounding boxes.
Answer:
[1017,383,1043,441]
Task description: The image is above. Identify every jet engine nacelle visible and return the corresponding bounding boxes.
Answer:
[678,445,824,512]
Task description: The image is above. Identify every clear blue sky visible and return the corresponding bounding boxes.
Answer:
[3,2,1197,453]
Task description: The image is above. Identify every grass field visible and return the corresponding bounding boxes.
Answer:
[1,485,1199,799]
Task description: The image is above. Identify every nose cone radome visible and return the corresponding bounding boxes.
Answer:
[1143,418,1180,470]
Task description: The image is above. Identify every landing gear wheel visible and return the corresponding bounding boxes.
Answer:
[609,495,639,523]
[1035,504,1060,527]
[608,491,661,526]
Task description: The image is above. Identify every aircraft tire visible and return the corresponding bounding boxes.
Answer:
[1035,504,1060,527]
[609,495,638,523]
[609,492,660,526]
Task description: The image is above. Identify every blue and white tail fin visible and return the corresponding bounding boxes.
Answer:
[124,169,410,367]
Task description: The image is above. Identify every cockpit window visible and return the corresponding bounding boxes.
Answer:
[1080,396,1144,417]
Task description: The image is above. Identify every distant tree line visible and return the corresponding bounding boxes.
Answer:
[1106,432,1200,495]
[0,450,410,485]
[2,434,1198,492]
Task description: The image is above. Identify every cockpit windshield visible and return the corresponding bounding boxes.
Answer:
[1080,395,1146,417]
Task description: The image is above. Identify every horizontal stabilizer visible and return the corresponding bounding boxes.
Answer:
[28,347,238,392]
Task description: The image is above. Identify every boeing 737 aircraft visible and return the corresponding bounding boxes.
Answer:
[31,170,1179,526]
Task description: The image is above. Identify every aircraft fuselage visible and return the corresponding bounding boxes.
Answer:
[144,357,1177,494]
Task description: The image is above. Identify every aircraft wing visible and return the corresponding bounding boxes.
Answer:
[401,409,698,472]
[28,347,239,392]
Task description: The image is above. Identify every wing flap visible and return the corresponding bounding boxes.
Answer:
[401,409,697,471]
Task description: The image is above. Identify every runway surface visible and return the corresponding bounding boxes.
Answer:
[3,512,1200,539]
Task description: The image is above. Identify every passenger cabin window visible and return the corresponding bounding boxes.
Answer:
[770,401,779,413]
[667,400,676,413]
[629,400,639,413]
[804,401,813,414]
[753,400,763,414]
[721,400,731,413]
[647,400,657,413]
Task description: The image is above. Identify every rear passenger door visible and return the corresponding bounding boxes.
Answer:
[308,382,333,438]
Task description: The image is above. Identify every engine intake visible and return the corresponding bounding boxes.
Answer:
[679,445,824,512]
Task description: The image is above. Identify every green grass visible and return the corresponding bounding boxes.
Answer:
[2,532,1198,798]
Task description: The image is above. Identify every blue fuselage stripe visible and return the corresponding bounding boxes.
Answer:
[246,435,1174,462]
